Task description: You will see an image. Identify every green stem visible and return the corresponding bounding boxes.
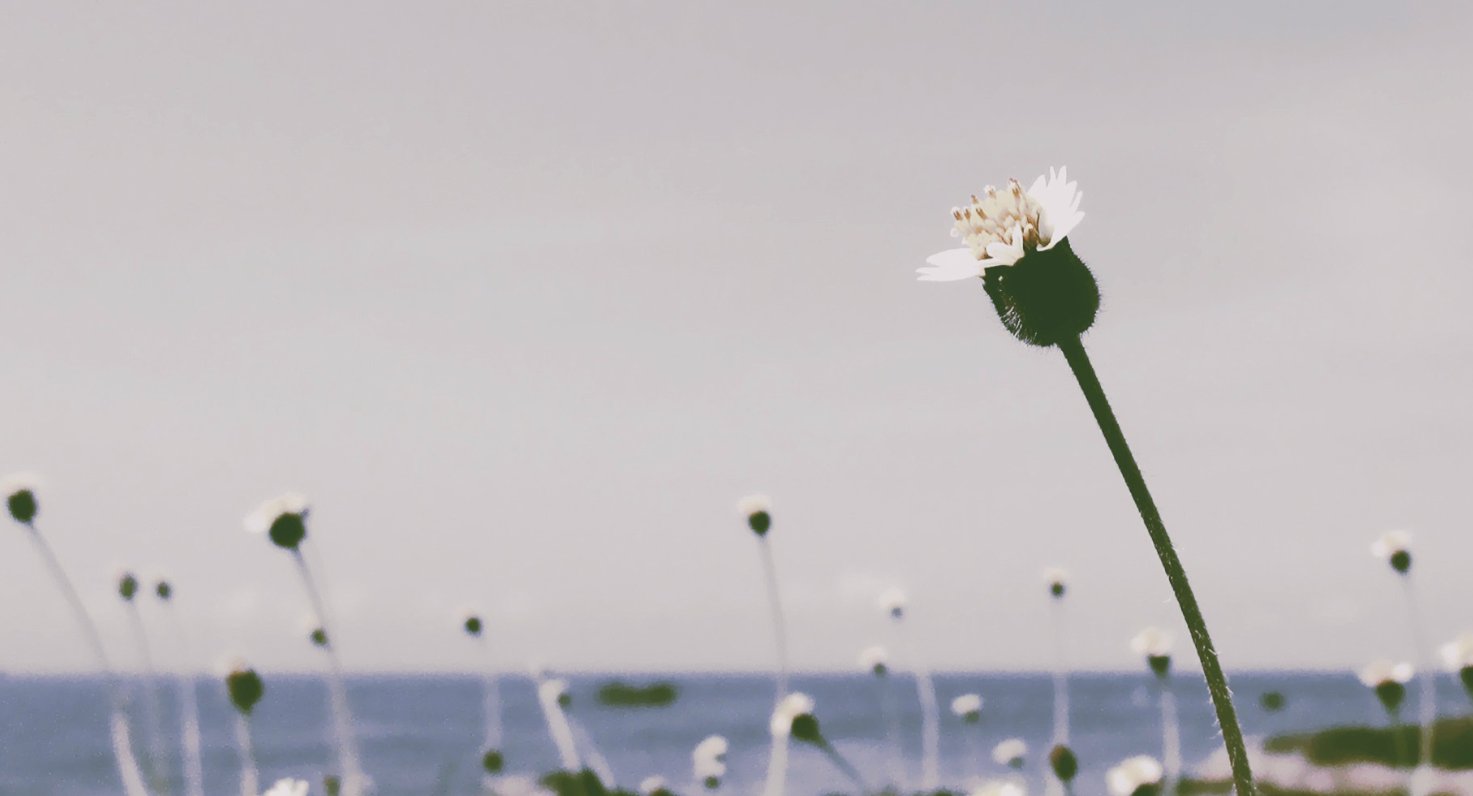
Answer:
[1056,336,1256,796]
[817,740,870,794]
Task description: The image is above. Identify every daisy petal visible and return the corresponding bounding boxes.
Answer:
[917,248,985,282]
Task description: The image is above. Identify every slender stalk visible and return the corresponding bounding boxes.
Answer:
[1056,336,1255,796]
[127,603,170,795]
[478,636,503,756]
[234,714,259,796]
[291,550,366,796]
[875,676,906,789]
[895,622,940,791]
[760,733,789,796]
[757,537,790,702]
[815,740,870,794]
[536,678,582,771]
[1051,601,1071,745]
[1388,708,1409,770]
[1401,579,1436,792]
[25,526,151,796]
[1160,683,1182,790]
[570,716,616,786]
[162,607,206,796]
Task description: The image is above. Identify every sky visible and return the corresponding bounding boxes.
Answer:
[2,2,1472,675]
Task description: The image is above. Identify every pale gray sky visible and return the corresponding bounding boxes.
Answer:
[2,2,1472,674]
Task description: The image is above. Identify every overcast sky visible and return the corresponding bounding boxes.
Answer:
[2,2,1472,675]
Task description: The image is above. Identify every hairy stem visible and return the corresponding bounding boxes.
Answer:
[1057,336,1255,796]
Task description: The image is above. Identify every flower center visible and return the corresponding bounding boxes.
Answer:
[951,178,1046,261]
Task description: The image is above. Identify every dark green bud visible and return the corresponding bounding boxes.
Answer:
[7,489,37,525]
[1147,654,1171,679]
[747,511,771,536]
[1460,666,1473,698]
[324,775,341,796]
[1390,550,1411,574]
[464,615,483,637]
[1259,690,1286,712]
[310,627,329,648]
[155,580,173,601]
[1375,680,1406,714]
[789,713,823,745]
[702,777,719,791]
[482,748,504,774]
[1049,744,1078,783]
[1050,582,1065,598]
[118,573,139,602]
[225,667,265,715]
[981,238,1099,347]
[268,512,307,550]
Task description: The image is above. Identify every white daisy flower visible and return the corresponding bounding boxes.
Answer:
[1358,659,1414,688]
[858,645,889,676]
[992,738,1028,768]
[539,678,571,706]
[1106,756,1163,796]
[737,494,771,517]
[968,781,1026,796]
[950,693,983,721]
[1371,530,1413,573]
[1043,567,1069,597]
[692,734,729,781]
[877,587,908,619]
[769,692,816,737]
[1441,633,1473,671]
[243,492,310,534]
[260,779,310,796]
[918,167,1085,283]
[1130,627,1173,658]
[639,776,669,795]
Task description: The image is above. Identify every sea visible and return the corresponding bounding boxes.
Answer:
[0,671,1453,795]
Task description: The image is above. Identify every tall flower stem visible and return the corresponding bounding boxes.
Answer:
[812,740,870,794]
[1056,336,1255,796]
[234,714,259,796]
[893,622,940,790]
[291,549,366,796]
[1159,682,1182,790]
[24,526,151,796]
[477,636,503,762]
[757,536,790,703]
[1401,579,1436,790]
[126,602,170,795]
[165,604,207,796]
[760,733,790,796]
[1051,600,1071,745]
[875,677,906,789]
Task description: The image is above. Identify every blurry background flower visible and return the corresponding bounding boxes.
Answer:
[1441,633,1473,699]
[858,645,889,677]
[692,735,727,789]
[1,472,41,525]
[244,493,311,551]
[1106,755,1163,796]
[1359,659,1414,716]
[951,693,983,724]
[1371,530,1413,575]
[1043,567,1068,599]
[992,738,1027,770]
[1130,627,1173,678]
[877,587,907,620]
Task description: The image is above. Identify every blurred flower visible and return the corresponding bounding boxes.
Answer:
[992,738,1027,769]
[1440,634,1473,672]
[951,693,983,723]
[1043,567,1068,599]
[770,692,816,738]
[968,781,1025,796]
[244,492,310,550]
[877,587,907,620]
[919,168,1085,281]
[1371,530,1413,574]
[540,678,571,709]
[154,579,173,601]
[481,749,504,774]
[693,734,728,787]
[858,645,889,677]
[738,494,772,536]
[1049,744,1078,784]
[640,776,671,796]
[261,779,309,796]
[117,571,139,602]
[463,611,484,638]
[1107,756,1163,796]
[2,472,41,525]
[1359,659,1414,715]
[225,663,265,716]
[1131,627,1173,678]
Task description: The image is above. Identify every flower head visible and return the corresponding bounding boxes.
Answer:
[261,779,310,796]
[481,748,504,774]
[463,610,484,638]
[540,678,572,709]
[770,691,816,738]
[950,693,983,723]
[245,492,310,550]
[302,616,329,649]
[1440,633,1473,672]
[737,493,772,536]
[877,587,908,620]
[224,662,265,716]
[919,168,1097,347]
[1049,744,1079,784]
[692,734,728,787]
[1131,627,1173,678]
[992,738,1028,769]
[1107,756,1164,796]
[1359,659,1413,714]
[2,472,41,525]
[1371,530,1412,574]
[154,579,173,601]
[116,571,139,602]
[968,782,1025,796]
[1043,567,1069,599]
[858,645,889,677]
[639,776,671,796]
